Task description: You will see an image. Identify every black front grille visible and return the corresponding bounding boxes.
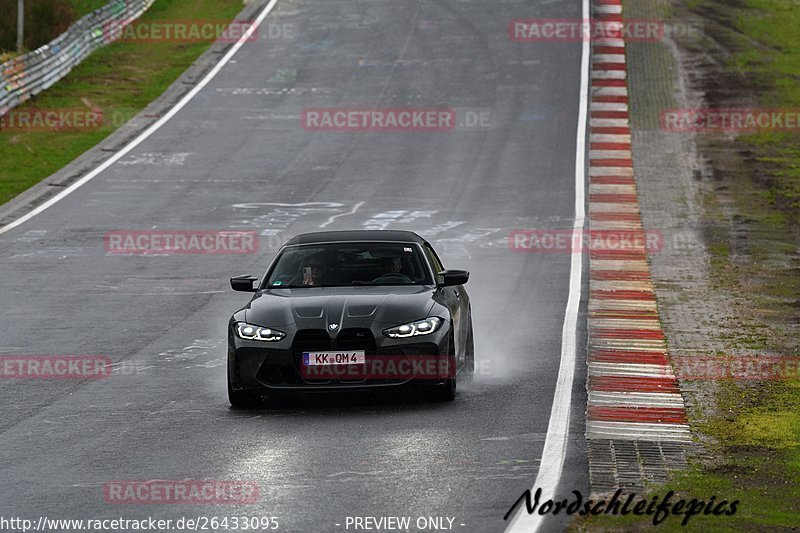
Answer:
[256,330,334,386]
[293,329,332,352]
[291,329,333,383]
[333,329,376,384]
[336,328,377,354]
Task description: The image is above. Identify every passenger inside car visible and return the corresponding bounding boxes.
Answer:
[301,255,327,286]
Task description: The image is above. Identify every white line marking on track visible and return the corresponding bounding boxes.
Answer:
[590,318,661,328]
[592,86,628,97]
[590,260,649,270]
[594,38,626,47]
[586,422,692,441]
[589,150,633,159]
[588,204,640,216]
[590,280,655,292]
[592,54,625,63]
[588,362,672,377]
[588,302,659,314]
[319,201,365,228]
[591,339,666,350]
[594,5,622,13]
[0,0,282,236]
[592,70,627,79]
[588,183,637,194]
[588,166,634,176]
[589,220,643,230]
[590,118,630,128]
[591,102,629,112]
[504,0,588,530]
[590,133,631,143]
[589,391,687,407]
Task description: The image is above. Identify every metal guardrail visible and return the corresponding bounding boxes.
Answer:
[0,0,156,116]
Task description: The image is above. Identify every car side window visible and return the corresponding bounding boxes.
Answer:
[423,243,444,274]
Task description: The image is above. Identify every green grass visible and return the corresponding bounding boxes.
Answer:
[575,381,800,532]
[734,0,800,103]
[731,0,800,218]
[0,0,245,206]
[70,0,116,15]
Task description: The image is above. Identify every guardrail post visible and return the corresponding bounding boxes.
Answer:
[16,0,24,53]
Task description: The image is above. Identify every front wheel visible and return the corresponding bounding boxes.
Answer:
[430,329,456,402]
[227,365,261,409]
[430,373,456,402]
[464,321,475,378]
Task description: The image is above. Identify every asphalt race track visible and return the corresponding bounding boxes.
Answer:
[0,0,589,531]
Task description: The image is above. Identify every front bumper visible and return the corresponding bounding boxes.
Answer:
[228,321,452,391]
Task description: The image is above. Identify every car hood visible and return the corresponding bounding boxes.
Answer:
[243,286,439,329]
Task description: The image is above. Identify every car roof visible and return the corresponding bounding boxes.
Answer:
[283,230,427,246]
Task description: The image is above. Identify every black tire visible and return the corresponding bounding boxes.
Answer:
[430,329,456,402]
[227,366,261,409]
[434,374,456,401]
[464,319,475,378]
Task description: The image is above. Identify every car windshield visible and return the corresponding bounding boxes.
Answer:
[263,242,433,288]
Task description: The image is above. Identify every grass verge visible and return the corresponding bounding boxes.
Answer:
[573,380,800,531]
[0,0,246,206]
[70,0,114,15]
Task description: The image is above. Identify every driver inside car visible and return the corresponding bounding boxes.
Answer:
[372,256,412,284]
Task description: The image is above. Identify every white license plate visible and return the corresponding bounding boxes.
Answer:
[302,351,366,366]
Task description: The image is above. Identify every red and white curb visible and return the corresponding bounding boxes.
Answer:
[586,0,691,443]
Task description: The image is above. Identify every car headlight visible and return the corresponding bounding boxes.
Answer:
[383,317,443,338]
[236,322,286,342]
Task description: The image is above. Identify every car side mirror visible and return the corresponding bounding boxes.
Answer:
[437,269,469,287]
[230,275,258,292]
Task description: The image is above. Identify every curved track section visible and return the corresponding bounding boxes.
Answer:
[0,0,588,531]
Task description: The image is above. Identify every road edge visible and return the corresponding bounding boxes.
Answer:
[0,0,273,231]
[504,0,590,529]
